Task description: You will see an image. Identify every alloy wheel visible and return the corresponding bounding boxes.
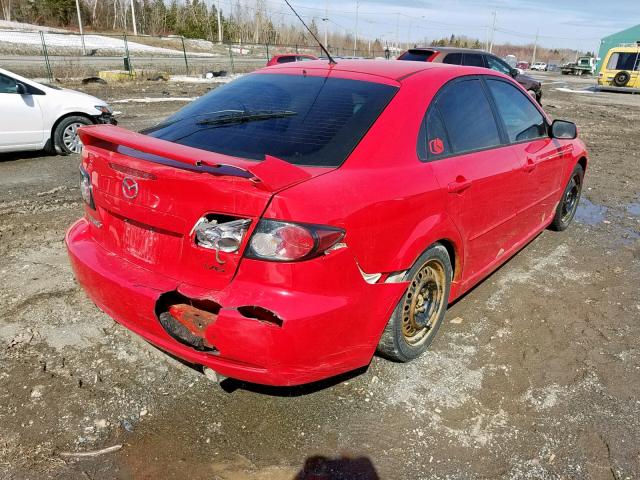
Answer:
[62,122,84,154]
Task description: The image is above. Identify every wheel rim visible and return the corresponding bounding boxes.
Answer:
[401,259,447,346]
[62,122,84,153]
[561,173,581,224]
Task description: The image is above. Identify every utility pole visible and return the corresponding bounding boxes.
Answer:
[488,10,496,53]
[353,0,359,56]
[75,0,86,55]
[130,0,137,36]
[395,12,399,52]
[323,0,329,48]
[532,28,539,64]
[217,0,223,43]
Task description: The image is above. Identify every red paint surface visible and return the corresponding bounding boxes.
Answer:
[67,60,588,385]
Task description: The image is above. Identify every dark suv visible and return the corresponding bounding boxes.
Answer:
[398,47,542,103]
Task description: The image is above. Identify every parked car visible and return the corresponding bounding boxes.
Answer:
[598,45,640,90]
[547,63,560,72]
[67,59,587,386]
[504,54,517,68]
[266,53,318,66]
[0,67,115,155]
[397,48,543,103]
[530,62,548,71]
[516,61,530,70]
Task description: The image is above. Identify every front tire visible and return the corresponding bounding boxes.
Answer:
[550,163,584,231]
[54,116,92,155]
[377,244,452,362]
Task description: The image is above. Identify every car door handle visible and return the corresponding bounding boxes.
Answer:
[522,158,537,173]
[447,177,472,194]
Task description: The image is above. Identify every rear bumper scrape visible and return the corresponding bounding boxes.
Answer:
[66,218,408,386]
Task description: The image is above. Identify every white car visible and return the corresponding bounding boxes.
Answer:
[0,67,115,155]
[530,62,548,71]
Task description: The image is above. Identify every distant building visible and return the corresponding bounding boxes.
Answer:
[597,24,640,71]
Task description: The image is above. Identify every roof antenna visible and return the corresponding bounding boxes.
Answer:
[282,0,337,65]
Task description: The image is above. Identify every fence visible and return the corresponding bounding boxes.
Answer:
[0,29,392,81]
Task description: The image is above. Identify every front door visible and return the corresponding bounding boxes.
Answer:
[484,78,567,235]
[0,73,44,150]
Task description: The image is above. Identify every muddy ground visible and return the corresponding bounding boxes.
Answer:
[0,72,639,480]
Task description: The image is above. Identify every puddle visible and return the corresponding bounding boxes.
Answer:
[574,197,607,225]
[626,202,640,217]
[620,227,640,246]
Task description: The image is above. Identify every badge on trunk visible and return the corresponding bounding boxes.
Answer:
[122,177,139,199]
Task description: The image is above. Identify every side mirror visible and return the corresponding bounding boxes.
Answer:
[16,82,28,95]
[510,68,519,78]
[550,119,577,139]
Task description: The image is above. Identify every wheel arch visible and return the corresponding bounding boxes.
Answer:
[577,156,587,172]
[435,238,460,282]
[50,112,95,148]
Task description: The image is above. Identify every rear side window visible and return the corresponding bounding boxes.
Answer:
[486,79,546,143]
[398,49,435,61]
[145,74,398,167]
[606,52,640,71]
[442,53,463,65]
[463,53,485,67]
[276,56,296,64]
[422,108,451,160]
[434,79,501,154]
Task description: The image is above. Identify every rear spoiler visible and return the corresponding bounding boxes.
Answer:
[78,125,312,192]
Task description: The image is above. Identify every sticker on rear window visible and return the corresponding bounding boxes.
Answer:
[429,138,445,155]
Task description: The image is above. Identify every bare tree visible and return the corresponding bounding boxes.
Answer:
[1,0,11,22]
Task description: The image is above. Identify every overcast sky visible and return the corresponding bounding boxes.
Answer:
[237,0,639,52]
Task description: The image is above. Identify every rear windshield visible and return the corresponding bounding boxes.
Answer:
[144,73,398,167]
[398,49,435,61]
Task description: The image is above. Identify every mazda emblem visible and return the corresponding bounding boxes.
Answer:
[122,177,139,199]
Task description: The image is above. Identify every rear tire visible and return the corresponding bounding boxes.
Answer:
[550,163,584,231]
[54,115,92,155]
[377,244,452,362]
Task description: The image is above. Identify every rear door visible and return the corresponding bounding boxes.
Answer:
[484,77,567,235]
[462,53,486,68]
[442,53,463,65]
[0,72,44,150]
[420,77,520,282]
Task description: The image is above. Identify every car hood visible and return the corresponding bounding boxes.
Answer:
[51,87,108,107]
[515,73,541,89]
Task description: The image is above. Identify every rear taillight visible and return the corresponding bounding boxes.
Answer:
[193,217,251,254]
[79,166,95,209]
[245,219,344,262]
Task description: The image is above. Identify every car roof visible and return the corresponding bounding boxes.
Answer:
[408,46,491,54]
[257,58,473,83]
[272,53,316,58]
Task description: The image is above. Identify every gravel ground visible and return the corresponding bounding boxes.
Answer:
[0,72,639,480]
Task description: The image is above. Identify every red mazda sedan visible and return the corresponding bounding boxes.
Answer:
[67,60,587,386]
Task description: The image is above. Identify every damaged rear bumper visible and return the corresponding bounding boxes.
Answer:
[66,219,407,386]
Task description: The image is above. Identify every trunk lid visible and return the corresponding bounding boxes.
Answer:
[78,125,324,290]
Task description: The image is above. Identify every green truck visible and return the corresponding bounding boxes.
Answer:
[561,56,597,75]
